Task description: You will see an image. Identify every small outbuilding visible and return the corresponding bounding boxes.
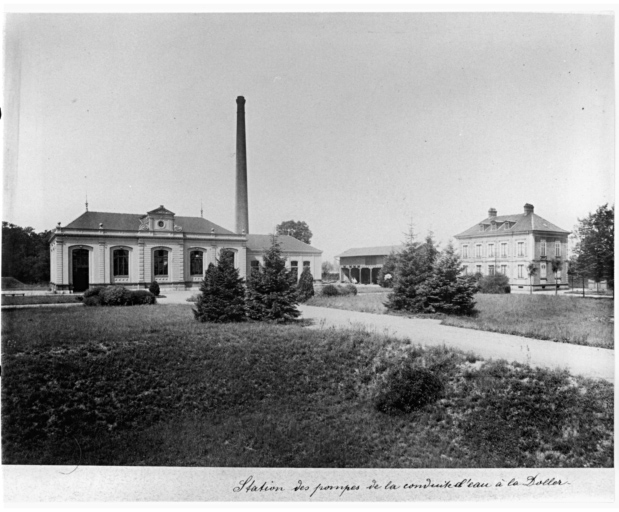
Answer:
[336,245,402,284]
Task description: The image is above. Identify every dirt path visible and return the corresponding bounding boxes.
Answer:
[299,305,615,383]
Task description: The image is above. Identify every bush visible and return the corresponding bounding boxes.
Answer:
[82,287,156,307]
[478,273,510,294]
[321,284,339,296]
[374,360,444,415]
[83,295,102,307]
[344,284,358,295]
[297,267,315,302]
[130,289,157,305]
[83,286,104,299]
[149,282,161,297]
[100,285,133,306]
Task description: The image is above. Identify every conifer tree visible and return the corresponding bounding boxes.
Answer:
[246,235,300,322]
[418,243,477,314]
[297,266,315,302]
[193,257,246,323]
[386,233,439,312]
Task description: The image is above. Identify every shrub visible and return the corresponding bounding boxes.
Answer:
[373,359,444,415]
[130,289,157,305]
[83,295,102,307]
[83,286,104,298]
[149,282,161,297]
[478,273,510,294]
[321,284,339,296]
[186,294,199,303]
[100,285,133,306]
[194,258,246,323]
[297,267,315,302]
[344,284,358,295]
[245,236,300,322]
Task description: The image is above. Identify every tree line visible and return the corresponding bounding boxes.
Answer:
[2,222,51,284]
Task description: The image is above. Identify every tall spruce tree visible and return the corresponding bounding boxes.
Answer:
[246,235,300,322]
[418,243,477,315]
[386,233,439,312]
[193,257,246,323]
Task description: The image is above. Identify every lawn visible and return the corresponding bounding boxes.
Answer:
[306,292,614,348]
[1,305,613,468]
[1,294,82,306]
[442,294,614,349]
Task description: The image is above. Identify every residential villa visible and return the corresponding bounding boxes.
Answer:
[454,203,570,291]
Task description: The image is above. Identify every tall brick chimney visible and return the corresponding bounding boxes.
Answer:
[235,96,249,235]
[524,203,534,215]
[488,208,497,218]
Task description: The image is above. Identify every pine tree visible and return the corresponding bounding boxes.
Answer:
[418,244,477,315]
[297,266,315,302]
[193,257,246,323]
[246,235,300,322]
[386,233,439,312]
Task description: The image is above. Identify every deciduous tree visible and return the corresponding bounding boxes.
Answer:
[572,204,614,289]
[276,220,313,245]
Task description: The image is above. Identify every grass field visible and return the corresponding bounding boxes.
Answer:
[306,292,614,348]
[1,294,81,306]
[1,305,613,468]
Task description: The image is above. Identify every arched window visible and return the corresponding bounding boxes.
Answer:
[190,250,204,276]
[154,249,169,276]
[113,249,129,276]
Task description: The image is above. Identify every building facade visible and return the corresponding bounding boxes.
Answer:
[49,96,322,292]
[336,245,402,284]
[454,203,570,291]
[49,207,322,292]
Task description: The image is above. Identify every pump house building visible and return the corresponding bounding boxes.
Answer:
[49,97,322,292]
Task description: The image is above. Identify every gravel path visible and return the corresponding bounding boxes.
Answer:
[299,305,615,383]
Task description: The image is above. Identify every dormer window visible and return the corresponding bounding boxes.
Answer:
[157,221,165,228]
[491,223,497,231]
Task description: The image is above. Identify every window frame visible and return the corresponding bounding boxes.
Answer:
[113,248,129,277]
[189,250,204,276]
[154,249,169,276]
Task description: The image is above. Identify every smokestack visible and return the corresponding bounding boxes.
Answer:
[488,208,497,218]
[524,203,534,215]
[235,96,249,235]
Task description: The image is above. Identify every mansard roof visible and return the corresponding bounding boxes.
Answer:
[336,245,403,258]
[245,234,322,254]
[64,211,234,235]
[455,212,570,238]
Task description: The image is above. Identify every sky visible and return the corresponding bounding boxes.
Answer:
[2,13,614,262]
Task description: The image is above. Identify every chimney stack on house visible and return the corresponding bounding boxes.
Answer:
[488,208,497,218]
[524,203,534,215]
[235,96,249,235]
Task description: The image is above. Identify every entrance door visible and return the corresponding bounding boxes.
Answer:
[72,249,89,292]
